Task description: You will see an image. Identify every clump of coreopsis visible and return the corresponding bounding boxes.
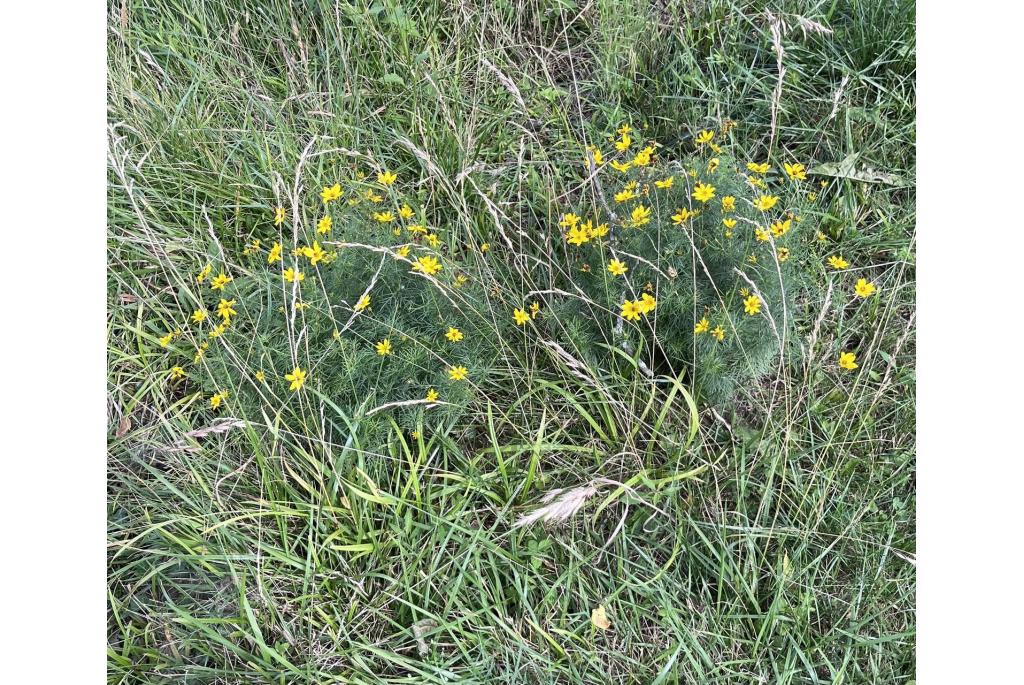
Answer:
[151,120,879,444]
[545,122,831,402]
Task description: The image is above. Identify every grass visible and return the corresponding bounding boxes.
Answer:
[107,0,916,683]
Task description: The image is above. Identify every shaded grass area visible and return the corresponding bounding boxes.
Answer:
[108,1,915,682]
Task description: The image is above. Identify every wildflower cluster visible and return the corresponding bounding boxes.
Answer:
[152,120,876,443]
[547,122,832,400]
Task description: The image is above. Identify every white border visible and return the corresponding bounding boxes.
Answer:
[919,1,1024,681]
[2,3,107,680]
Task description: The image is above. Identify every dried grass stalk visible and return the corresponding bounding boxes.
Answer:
[512,484,600,529]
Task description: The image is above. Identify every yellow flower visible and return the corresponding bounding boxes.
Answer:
[753,195,780,212]
[274,206,286,225]
[770,219,792,237]
[191,309,208,324]
[354,294,371,311]
[208,321,229,338]
[559,213,581,228]
[445,327,464,342]
[285,366,307,391]
[283,267,304,283]
[267,242,282,264]
[585,145,603,165]
[255,370,266,382]
[197,264,213,283]
[854,278,876,298]
[159,332,174,347]
[566,225,590,245]
[217,298,237,320]
[620,299,642,321]
[617,124,632,136]
[210,390,229,409]
[746,162,770,174]
[607,259,628,276]
[614,134,631,152]
[610,160,632,173]
[303,241,327,265]
[321,183,342,203]
[513,308,530,326]
[828,255,849,270]
[614,188,636,203]
[425,233,440,248]
[638,293,657,314]
[448,366,468,381]
[631,146,654,167]
[743,294,762,315]
[377,170,398,186]
[629,204,652,227]
[784,162,807,181]
[412,255,443,276]
[755,228,770,242]
[210,273,232,290]
[808,192,818,202]
[399,204,414,219]
[692,183,716,203]
[817,231,827,242]
[588,223,609,239]
[721,196,736,212]
[407,223,427,235]
[694,317,709,334]
[375,339,393,356]
[710,326,726,342]
[672,208,696,225]
[480,242,490,252]
[722,218,737,229]
[530,302,540,318]
[396,245,411,258]
[695,129,715,145]
[365,190,384,203]
[654,176,674,189]
[777,247,790,262]
[747,255,758,264]
[707,158,720,173]
[455,274,469,287]
[317,216,333,234]
[425,388,439,402]
[838,351,858,370]
[373,211,395,223]
[169,366,186,381]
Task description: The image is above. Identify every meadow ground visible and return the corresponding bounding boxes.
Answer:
[107,1,915,682]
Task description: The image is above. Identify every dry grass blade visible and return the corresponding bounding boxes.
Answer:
[481,58,527,113]
[765,11,787,152]
[791,14,833,37]
[183,418,249,439]
[512,484,600,529]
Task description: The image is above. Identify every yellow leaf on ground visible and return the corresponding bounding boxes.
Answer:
[591,604,611,630]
